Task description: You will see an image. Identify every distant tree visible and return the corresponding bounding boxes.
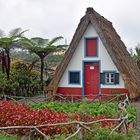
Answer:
[19,37,67,90]
[10,49,65,68]
[0,28,27,80]
[133,44,140,69]
[130,43,140,69]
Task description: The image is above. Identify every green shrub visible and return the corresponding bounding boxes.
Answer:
[126,105,137,123]
[30,100,136,123]
[0,61,41,97]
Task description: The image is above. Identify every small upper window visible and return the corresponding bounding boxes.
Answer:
[85,38,97,57]
[69,71,80,84]
[105,73,115,84]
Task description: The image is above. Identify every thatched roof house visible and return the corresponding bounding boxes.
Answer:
[45,7,140,99]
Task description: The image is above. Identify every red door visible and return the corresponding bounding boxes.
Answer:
[84,62,99,98]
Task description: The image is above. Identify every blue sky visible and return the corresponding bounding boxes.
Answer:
[0,0,139,49]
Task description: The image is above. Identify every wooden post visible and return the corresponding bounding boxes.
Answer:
[99,94,102,102]
[72,96,74,103]
[4,95,7,101]
[43,91,47,101]
[29,128,35,140]
[77,124,83,140]
[123,120,128,135]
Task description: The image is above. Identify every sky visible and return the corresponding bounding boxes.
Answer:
[0,0,140,49]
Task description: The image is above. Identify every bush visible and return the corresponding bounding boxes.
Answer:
[0,61,41,96]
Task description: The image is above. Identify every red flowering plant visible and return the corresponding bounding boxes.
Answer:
[0,100,68,135]
[0,100,117,137]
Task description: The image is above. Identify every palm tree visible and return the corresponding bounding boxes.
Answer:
[0,28,27,80]
[20,37,67,90]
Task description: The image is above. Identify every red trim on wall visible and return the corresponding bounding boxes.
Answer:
[57,87,82,96]
[57,87,128,95]
[101,88,128,94]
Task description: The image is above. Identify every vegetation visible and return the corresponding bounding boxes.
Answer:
[46,128,137,140]
[0,132,18,140]
[10,49,65,68]
[30,100,136,123]
[0,100,68,136]
[30,100,118,117]
[0,100,137,139]
[130,43,140,69]
[0,28,66,96]
[0,128,137,140]
[0,61,41,96]
[83,127,137,140]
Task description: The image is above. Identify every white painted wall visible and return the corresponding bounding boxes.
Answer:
[58,24,125,88]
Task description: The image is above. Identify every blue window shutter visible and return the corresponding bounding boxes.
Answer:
[115,73,119,84]
[100,73,105,84]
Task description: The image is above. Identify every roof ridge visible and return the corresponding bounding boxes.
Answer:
[86,7,113,30]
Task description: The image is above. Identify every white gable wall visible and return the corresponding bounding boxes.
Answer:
[58,24,125,89]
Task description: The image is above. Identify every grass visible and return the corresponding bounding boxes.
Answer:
[0,132,18,140]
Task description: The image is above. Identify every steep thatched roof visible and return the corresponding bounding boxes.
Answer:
[46,7,140,99]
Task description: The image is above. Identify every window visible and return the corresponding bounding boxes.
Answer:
[85,38,98,57]
[69,71,80,84]
[105,73,115,84]
[100,72,119,85]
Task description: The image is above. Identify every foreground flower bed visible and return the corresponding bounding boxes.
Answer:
[0,100,116,135]
[0,100,137,139]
